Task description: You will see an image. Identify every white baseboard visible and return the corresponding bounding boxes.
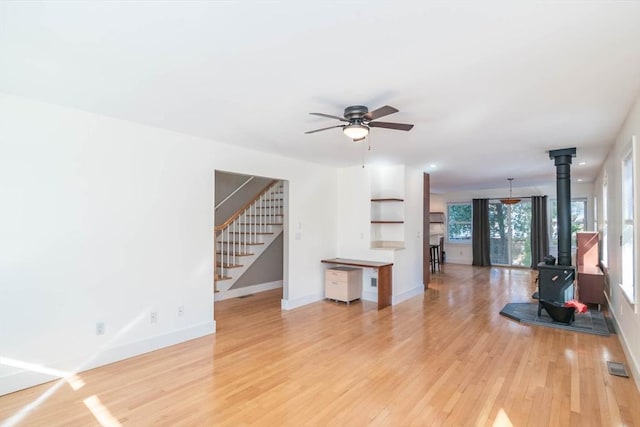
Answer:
[216,280,283,301]
[392,284,424,305]
[0,321,216,396]
[610,311,640,392]
[281,292,323,310]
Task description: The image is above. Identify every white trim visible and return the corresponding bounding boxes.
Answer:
[619,136,637,307]
[608,306,640,392]
[216,280,283,301]
[392,284,424,305]
[281,292,323,310]
[0,321,216,396]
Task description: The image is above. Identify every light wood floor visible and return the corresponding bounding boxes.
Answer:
[2,264,639,426]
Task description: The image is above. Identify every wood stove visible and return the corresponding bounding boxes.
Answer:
[536,148,576,320]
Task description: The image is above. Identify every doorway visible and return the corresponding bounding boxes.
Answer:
[214,170,287,314]
[489,200,532,267]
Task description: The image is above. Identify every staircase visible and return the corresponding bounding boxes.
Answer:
[214,180,284,299]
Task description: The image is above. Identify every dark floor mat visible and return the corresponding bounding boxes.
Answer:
[500,302,612,336]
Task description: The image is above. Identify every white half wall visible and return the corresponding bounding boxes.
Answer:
[336,165,424,304]
[0,93,338,395]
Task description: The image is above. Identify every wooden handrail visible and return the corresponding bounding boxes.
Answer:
[214,179,279,231]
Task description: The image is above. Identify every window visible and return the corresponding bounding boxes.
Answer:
[447,203,472,243]
[620,137,636,304]
[548,198,588,258]
[489,201,532,266]
[602,174,608,267]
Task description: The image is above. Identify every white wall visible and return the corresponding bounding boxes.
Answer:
[439,182,595,264]
[392,166,424,303]
[594,93,640,391]
[336,165,424,304]
[0,93,338,395]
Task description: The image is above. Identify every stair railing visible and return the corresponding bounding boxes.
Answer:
[214,180,283,282]
[215,176,254,211]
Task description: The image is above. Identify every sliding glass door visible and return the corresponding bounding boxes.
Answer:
[489,201,532,266]
[548,198,587,258]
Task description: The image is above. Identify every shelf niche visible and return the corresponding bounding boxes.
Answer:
[370,167,405,250]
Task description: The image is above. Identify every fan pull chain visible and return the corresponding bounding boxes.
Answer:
[361,139,365,168]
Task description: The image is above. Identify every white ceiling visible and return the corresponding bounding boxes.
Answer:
[2,1,640,192]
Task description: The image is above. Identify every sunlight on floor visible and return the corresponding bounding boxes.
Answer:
[492,408,514,427]
[1,311,148,426]
[0,379,67,427]
[84,395,122,427]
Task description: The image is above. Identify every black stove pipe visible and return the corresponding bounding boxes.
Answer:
[549,148,576,266]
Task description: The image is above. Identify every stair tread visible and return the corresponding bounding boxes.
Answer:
[216,263,244,268]
[215,276,232,281]
[229,231,274,235]
[216,252,255,256]
[245,214,284,216]
[216,241,264,244]
[237,223,283,226]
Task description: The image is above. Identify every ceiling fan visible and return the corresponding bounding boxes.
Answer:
[305,105,414,142]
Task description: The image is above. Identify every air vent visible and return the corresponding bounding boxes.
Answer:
[606,361,629,377]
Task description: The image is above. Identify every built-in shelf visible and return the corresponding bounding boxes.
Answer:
[429,212,445,223]
[371,240,405,250]
[371,194,404,247]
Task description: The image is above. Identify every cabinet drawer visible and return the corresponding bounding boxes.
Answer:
[325,280,349,301]
[325,267,362,303]
[325,268,352,282]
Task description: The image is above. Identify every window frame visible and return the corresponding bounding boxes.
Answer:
[547,197,588,258]
[447,202,472,244]
[602,173,608,268]
[620,136,636,306]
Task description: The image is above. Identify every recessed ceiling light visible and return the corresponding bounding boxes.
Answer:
[579,162,586,165]
[430,164,437,168]
[577,178,583,182]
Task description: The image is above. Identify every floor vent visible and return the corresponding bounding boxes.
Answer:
[606,361,629,378]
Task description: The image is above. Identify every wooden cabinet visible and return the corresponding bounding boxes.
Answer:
[576,232,605,308]
[325,267,362,303]
[578,265,605,307]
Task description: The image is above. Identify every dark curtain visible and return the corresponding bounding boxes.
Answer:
[530,195,549,269]
[472,198,491,266]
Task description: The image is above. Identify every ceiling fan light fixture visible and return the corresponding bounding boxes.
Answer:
[343,124,369,140]
[500,178,521,205]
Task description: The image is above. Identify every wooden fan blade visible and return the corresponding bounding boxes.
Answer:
[309,112,348,122]
[369,121,414,131]
[364,105,399,121]
[304,124,344,134]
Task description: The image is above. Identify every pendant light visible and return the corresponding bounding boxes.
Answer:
[500,178,521,205]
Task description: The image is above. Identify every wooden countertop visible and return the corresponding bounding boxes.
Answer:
[321,258,393,268]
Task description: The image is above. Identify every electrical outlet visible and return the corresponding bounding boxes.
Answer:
[178,306,184,317]
[96,322,105,335]
[150,311,158,324]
